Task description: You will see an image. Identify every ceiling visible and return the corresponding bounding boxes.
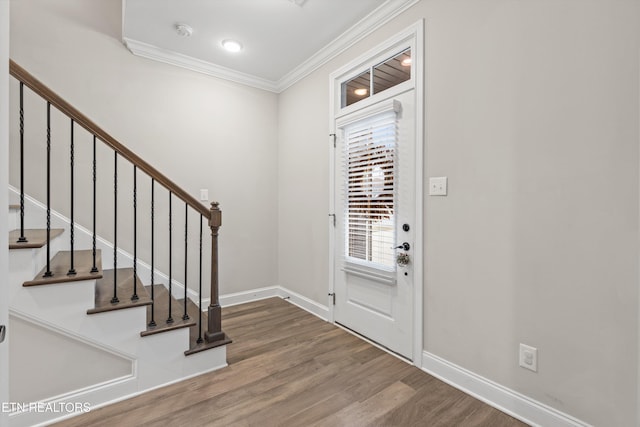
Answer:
[122,0,418,92]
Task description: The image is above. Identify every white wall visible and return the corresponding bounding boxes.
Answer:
[1,0,10,425]
[9,0,279,296]
[9,316,132,403]
[278,1,640,425]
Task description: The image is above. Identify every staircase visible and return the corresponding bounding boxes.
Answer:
[6,61,231,426]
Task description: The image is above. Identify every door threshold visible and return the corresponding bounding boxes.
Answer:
[335,321,413,366]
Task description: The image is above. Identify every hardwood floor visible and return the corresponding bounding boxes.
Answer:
[55,298,528,427]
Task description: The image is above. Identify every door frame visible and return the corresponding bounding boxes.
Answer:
[1,0,10,423]
[328,20,425,366]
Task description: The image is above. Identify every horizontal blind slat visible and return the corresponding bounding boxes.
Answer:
[342,109,397,269]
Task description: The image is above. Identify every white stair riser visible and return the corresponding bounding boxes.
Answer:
[8,234,69,293]
[9,276,94,312]
[136,341,226,391]
[9,250,43,291]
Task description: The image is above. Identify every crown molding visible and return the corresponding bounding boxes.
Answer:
[123,38,280,92]
[123,0,420,93]
[275,0,420,92]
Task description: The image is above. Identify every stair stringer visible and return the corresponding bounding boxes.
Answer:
[7,204,227,427]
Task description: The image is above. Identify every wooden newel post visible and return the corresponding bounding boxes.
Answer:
[205,201,228,344]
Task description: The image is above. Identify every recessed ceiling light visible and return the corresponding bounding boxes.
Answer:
[175,23,193,37]
[222,39,243,53]
[354,88,368,96]
[401,57,412,67]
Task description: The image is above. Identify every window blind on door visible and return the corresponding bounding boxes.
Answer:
[342,109,397,272]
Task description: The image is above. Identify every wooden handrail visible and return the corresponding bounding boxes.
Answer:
[9,60,210,218]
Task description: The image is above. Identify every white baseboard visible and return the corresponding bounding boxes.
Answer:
[276,287,329,321]
[219,286,280,307]
[219,285,329,321]
[421,351,590,427]
[11,377,138,427]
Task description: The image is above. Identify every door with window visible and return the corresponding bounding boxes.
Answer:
[332,39,418,359]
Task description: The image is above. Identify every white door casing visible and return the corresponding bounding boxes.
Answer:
[329,22,424,363]
[1,0,10,423]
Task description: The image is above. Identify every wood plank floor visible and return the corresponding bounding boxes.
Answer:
[55,298,528,427]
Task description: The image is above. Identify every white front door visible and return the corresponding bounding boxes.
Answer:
[333,90,416,360]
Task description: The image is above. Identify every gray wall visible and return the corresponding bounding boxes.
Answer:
[277,1,639,425]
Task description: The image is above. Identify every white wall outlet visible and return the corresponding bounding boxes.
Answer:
[199,189,209,201]
[429,177,447,196]
[519,343,538,372]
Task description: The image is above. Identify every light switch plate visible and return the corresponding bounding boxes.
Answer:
[429,177,447,196]
[200,189,209,201]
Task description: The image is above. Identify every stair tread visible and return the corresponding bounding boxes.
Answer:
[141,285,196,336]
[9,228,64,249]
[184,297,231,356]
[87,268,152,314]
[23,249,103,286]
[9,204,19,210]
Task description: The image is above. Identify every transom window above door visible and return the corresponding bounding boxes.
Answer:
[341,48,411,108]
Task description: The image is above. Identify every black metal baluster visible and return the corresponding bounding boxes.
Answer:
[197,215,203,344]
[17,83,27,243]
[167,191,173,324]
[111,151,119,304]
[148,179,156,327]
[131,165,139,301]
[67,120,76,276]
[183,203,189,321]
[43,103,52,278]
[91,136,98,273]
